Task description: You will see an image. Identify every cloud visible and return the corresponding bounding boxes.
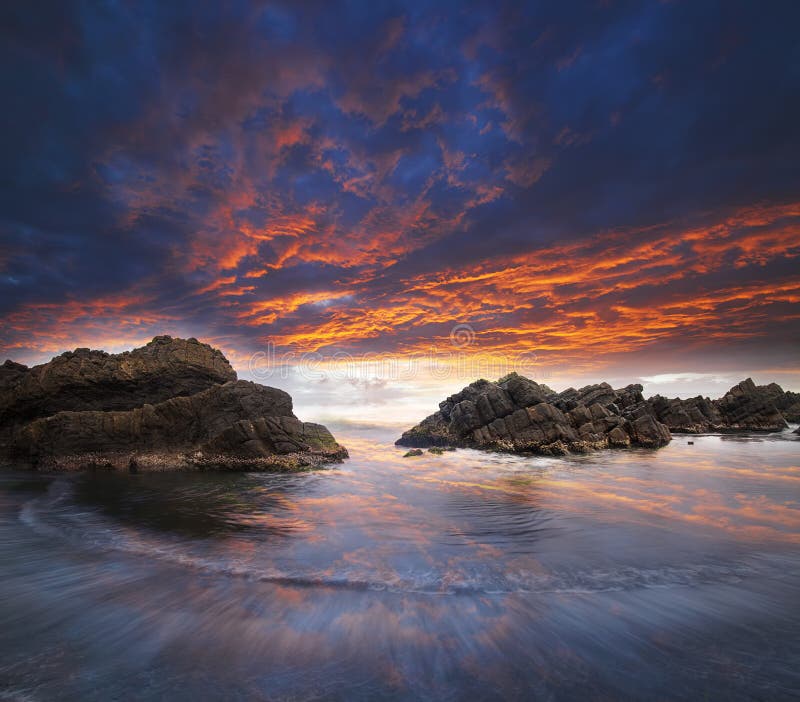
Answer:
[0,0,798,402]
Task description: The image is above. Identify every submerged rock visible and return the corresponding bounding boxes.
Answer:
[396,373,670,455]
[0,337,346,472]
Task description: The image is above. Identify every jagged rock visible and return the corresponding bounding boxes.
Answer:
[627,414,672,448]
[554,382,619,412]
[397,375,671,455]
[645,394,722,433]
[0,336,236,435]
[614,384,647,409]
[714,379,787,431]
[398,372,799,456]
[498,372,554,407]
[0,337,346,472]
[759,383,800,423]
[645,378,789,433]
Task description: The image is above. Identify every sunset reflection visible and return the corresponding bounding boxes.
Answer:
[1,424,799,699]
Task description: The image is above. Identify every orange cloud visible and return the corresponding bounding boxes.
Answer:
[4,198,798,380]
[262,200,800,362]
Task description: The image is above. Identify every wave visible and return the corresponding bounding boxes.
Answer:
[16,480,770,597]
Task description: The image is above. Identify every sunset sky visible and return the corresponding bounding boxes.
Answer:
[2,1,799,420]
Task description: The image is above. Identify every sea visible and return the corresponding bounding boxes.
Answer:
[1,424,799,700]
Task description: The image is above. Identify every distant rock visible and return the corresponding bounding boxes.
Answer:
[396,373,670,455]
[645,378,789,433]
[756,383,800,423]
[0,337,346,472]
[397,373,796,455]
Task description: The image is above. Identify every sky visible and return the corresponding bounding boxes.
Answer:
[1,1,799,421]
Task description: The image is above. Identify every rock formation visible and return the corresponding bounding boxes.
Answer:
[397,373,671,455]
[757,383,800,423]
[0,336,236,433]
[646,378,790,433]
[398,373,796,455]
[0,336,346,472]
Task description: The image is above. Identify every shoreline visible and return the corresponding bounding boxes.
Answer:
[2,448,349,474]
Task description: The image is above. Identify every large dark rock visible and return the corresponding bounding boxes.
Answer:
[645,394,723,433]
[759,383,800,423]
[645,378,790,433]
[0,336,236,434]
[397,372,798,455]
[714,379,788,431]
[0,337,346,472]
[397,373,671,455]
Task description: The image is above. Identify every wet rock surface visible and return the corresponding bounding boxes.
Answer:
[0,337,346,472]
[398,373,795,455]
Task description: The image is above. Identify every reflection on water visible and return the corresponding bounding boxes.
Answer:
[1,427,799,700]
[71,472,322,537]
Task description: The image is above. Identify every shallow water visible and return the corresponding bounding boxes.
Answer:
[1,427,799,700]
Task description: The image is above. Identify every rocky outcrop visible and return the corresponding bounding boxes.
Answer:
[396,373,671,455]
[0,336,236,435]
[645,378,790,433]
[715,379,788,431]
[0,337,346,472]
[645,394,723,433]
[397,373,797,455]
[757,383,800,423]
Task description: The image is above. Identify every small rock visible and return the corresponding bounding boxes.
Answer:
[403,449,424,457]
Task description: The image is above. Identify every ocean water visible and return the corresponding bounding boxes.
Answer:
[1,425,799,700]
